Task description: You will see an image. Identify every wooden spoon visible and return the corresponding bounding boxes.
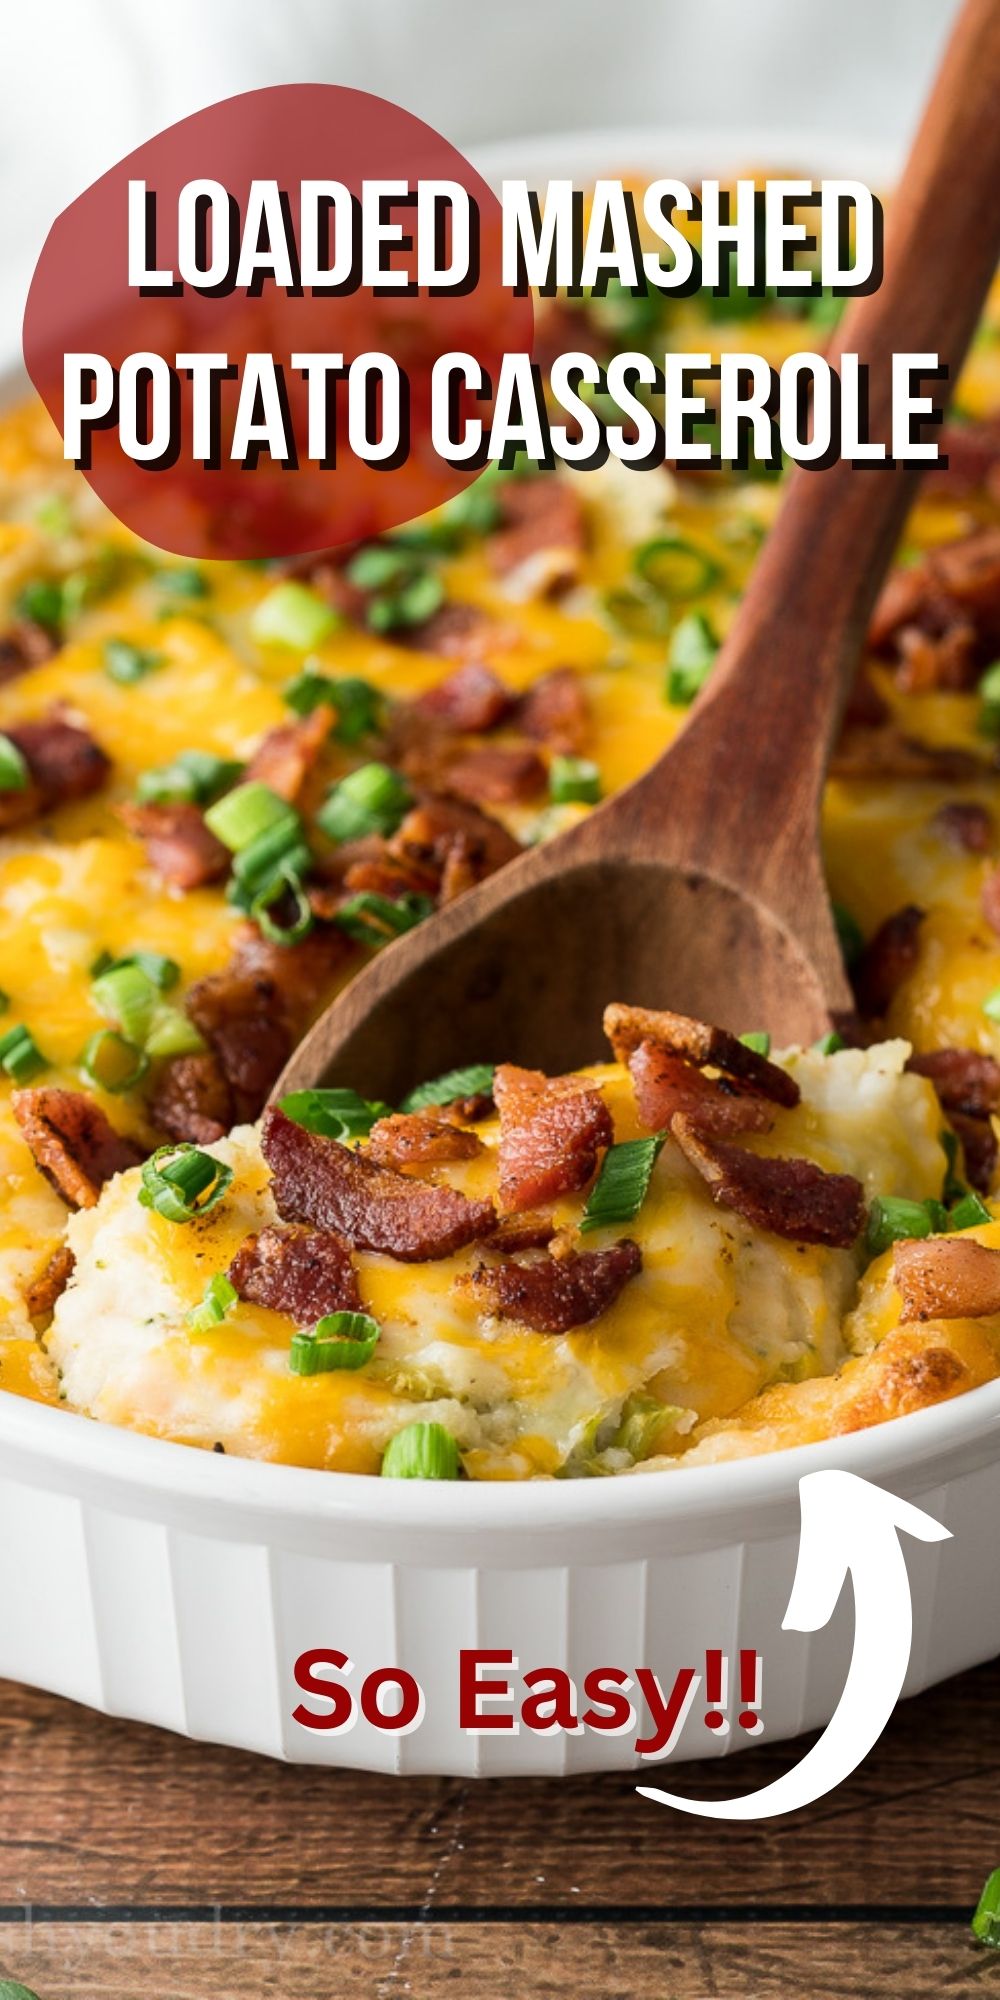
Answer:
[279,0,1000,1105]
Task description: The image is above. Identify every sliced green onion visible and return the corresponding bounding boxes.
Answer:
[615,1392,680,1463]
[187,1272,238,1332]
[940,1126,967,1205]
[103,639,164,685]
[814,1030,846,1055]
[123,950,179,992]
[230,827,310,906]
[284,669,383,744]
[972,1867,1000,1947]
[91,961,158,1043]
[137,749,243,807]
[739,1030,771,1056]
[79,1029,149,1093]
[635,536,722,600]
[549,756,602,806]
[949,1190,992,1231]
[290,1310,381,1374]
[390,473,502,547]
[400,1063,495,1113]
[366,570,445,633]
[865,1194,946,1257]
[0,735,29,793]
[0,1981,45,2000]
[158,565,209,601]
[0,1024,46,1082]
[833,904,865,969]
[35,492,75,537]
[138,1144,233,1224]
[978,661,1000,737]
[665,611,719,706]
[347,544,415,591]
[278,1086,391,1140]
[335,890,434,946]
[251,580,338,650]
[204,779,295,853]
[381,1421,461,1479]
[144,1007,206,1059]
[983,987,1000,1024]
[15,577,64,632]
[580,1133,665,1235]
[317,762,411,843]
[602,583,671,640]
[251,870,315,946]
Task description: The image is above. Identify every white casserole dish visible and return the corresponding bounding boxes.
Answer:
[5,126,998,1777]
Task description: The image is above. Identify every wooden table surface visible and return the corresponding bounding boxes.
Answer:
[0,1657,999,1999]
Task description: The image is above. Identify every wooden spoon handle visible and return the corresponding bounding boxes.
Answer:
[634,0,1000,919]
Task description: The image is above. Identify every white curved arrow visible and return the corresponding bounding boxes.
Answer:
[637,1468,950,1820]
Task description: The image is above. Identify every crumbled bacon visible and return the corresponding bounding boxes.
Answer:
[366,1112,482,1168]
[148,1051,234,1146]
[463,1239,641,1333]
[670,1115,865,1248]
[982,865,1000,939]
[12,1089,143,1209]
[118,801,229,891]
[517,667,589,753]
[442,745,547,805]
[491,1212,557,1252]
[494,1063,613,1215]
[851,905,924,1018]
[830,725,982,783]
[389,796,522,887]
[0,619,59,684]
[403,601,499,659]
[868,527,1000,688]
[932,801,994,853]
[907,1047,1000,1117]
[228,1223,360,1322]
[627,1043,775,1137]
[603,1003,800,1108]
[243,704,333,803]
[262,1105,497,1261]
[414,664,514,733]
[948,1108,998,1194]
[488,477,586,590]
[0,712,110,830]
[894,1235,1000,1323]
[24,1244,75,1319]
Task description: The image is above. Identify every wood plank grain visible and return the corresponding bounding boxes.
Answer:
[0,1659,996,1914]
[0,1920,987,2000]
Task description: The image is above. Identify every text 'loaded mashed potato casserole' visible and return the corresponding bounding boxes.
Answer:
[4,196,1000,1476]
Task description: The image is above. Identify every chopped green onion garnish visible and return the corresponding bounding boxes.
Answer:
[187,1273,238,1332]
[335,890,434,945]
[940,1126,967,1204]
[138,1144,233,1224]
[251,869,315,946]
[79,1029,149,1093]
[381,1421,461,1479]
[972,1867,1000,1947]
[317,762,411,843]
[35,492,74,536]
[0,735,29,793]
[0,1981,44,2000]
[0,1024,46,1082]
[739,1031,771,1056]
[279,1086,391,1140]
[602,583,671,640]
[833,904,865,969]
[290,1310,381,1374]
[347,544,415,591]
[665,611,719,706]
[865,1194,947,1257]
[814,1030,846,1054]
[205,780,295,853]
[15,577,65,632]
[549,756,602,806]
[251,581,338,650]
[949,1190,992,1231]
[400,1063,495,1113]
[366,570,445,633]
[284,669,383,744]
[91,961,158,1044]
[137,749,243,807]
[144,1007,206,1059]
[983,987,1000,1023]
[158,566,209,600]
[103,639,164,685]
[635,536,722,600]
[978,662,1000,739]
[121,950,180,991]
[580,1133,665,1235]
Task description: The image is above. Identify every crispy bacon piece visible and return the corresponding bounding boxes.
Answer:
[627,1044,775,1137]
[0,619,58,684]
[243,704,333,803]
[12,1089,142,1209]
[24,1244,75,1319]
[489,477,586,590]
[518,667,589,753]
[403,601,499,659]
[0,712,110,830]
[414,664,514,733]
[893,613,978,695]
[670,1115,865,1248]
[228,1223,361,1323]
[603,1003,800,1108]
[390,796,521,885]
[338,850,438,904]
[366,1112,482,1168]
[494,1063,613,1215]
[118,801,229,891]
[491,1212,557,1251]
[262,1106,497,1261]
[949,1108,998,1194]
[830,725,982,783]
[851,905,924,1018]
[463,1239,642,1333]
[442,745,547,806]
[932,800,994,853]
[869,528,1000,688]
[982,865,1000,939]
[148,1051,234,1146]
[894,1235,1000,1323]
[907,1047,1000,1117]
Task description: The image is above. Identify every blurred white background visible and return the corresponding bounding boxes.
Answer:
[0,0,959,359]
